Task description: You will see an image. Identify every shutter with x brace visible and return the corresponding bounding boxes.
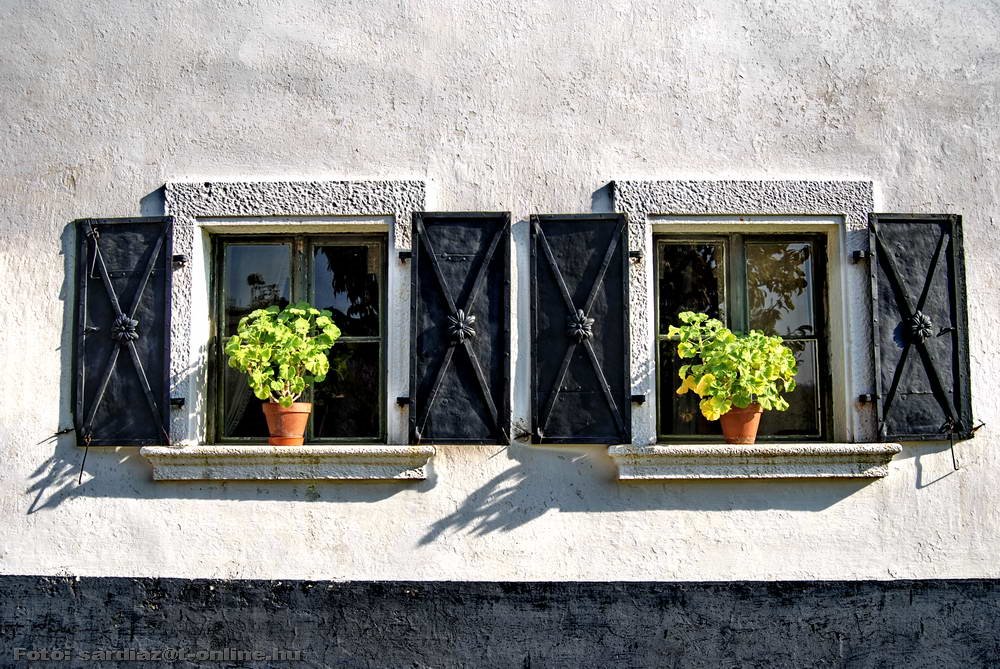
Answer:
[531,214,631,444]
[869,214,973,441]
[410,212,510,444]
[74,217,173,446]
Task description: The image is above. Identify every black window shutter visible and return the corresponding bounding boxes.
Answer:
[410,212,511,444]
[73,217,174,446]
[869,213,973,440]
[530,214,631,444]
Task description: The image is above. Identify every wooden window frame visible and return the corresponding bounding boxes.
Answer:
[210,233,388,445]
[654,232,832,442]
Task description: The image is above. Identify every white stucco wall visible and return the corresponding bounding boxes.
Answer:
[1,0,998,581]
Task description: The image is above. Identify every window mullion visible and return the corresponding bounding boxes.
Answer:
[293,236,308,303]
[292,236,313,436]
[729,234,748,333]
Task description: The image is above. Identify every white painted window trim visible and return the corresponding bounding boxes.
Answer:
[611,180,900,479]
[139,180,434,481]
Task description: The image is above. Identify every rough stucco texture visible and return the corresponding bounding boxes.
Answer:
[1,1,999,581]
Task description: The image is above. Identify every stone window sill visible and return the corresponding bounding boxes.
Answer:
[139,445,436,481]
[607,442,901,480]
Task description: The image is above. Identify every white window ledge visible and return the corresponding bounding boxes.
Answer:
[608,443,901,480]
[139,445,435,481]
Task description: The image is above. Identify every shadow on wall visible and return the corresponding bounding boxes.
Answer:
[893,441,961,489]
[419,439,879,544]
[29,189,939,531]
[417,437,978,542]
[29,215,420,513]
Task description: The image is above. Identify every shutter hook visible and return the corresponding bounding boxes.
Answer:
[78,433,92,485]
[939,418,960,471]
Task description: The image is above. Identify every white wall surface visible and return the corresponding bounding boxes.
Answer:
[1,0,998,581]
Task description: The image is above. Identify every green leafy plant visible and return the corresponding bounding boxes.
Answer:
[224,302,341,407]
[668,311,797,421]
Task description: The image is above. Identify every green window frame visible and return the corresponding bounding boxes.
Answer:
[211,234,387,444]
[655,233,831,441]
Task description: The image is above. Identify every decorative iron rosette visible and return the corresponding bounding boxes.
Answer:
[567,309,595,342]
[111,314,139,343]
[906,310,934,343]
[447,309,476,342]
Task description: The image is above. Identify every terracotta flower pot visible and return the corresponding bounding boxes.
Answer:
[719,403,763,444]
[261,402,312,445]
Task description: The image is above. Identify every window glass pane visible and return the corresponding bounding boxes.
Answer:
[757,340,820,437]
[658,340,722,438]
[746,241,815,337]
[223,244,291,336]
[220,362,270,439]
[312,342,380,439]
[658,242,725,333]
[312,244,381,337]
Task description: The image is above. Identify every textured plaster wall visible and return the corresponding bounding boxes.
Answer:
[1,0,999,580]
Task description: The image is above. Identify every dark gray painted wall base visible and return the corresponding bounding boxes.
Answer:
[1,577,999,668]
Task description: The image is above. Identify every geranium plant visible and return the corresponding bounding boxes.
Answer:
[669,311,797,421]
[224,302,342,407]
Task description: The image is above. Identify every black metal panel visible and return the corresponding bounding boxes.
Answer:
[410,212,510,444]
[530,214,631,444]
[869,214,973,441]
[73,217,173,446]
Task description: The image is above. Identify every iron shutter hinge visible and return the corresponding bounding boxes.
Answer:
[631,394,646,404]
[858,393,876,404]
[396,396,411,407]
[398,251,412,262]
[169,397,185,408]
[852,250,871,263]
[628,250,643,261]
[172,254,188,267]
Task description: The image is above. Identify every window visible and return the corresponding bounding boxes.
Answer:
[212,234,386,444]
[655,233,829,441]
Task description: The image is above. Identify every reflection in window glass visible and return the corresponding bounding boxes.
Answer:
[216,237,384,443]
[312,245,380,337]
[658,241,725,332]
[656,235,826,441]
[311,342,380,439]
[756,340,820,437]
[747,242,814,337]
[221,363,270,439]
[220,243,292,439]
[659,340,722,437]
[223,244,291,335]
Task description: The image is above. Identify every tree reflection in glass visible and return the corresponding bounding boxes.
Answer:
[313,245,380,337]
[747,241,820,437]
[657,237,825,439]
[310,243,383,440]
[747,242,814,337]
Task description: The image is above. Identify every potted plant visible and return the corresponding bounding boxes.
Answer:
[224,302,341,445]
[668,311,797,444]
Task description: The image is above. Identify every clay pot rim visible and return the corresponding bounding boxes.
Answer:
[261,401,313,412]
[724,402,763,415]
